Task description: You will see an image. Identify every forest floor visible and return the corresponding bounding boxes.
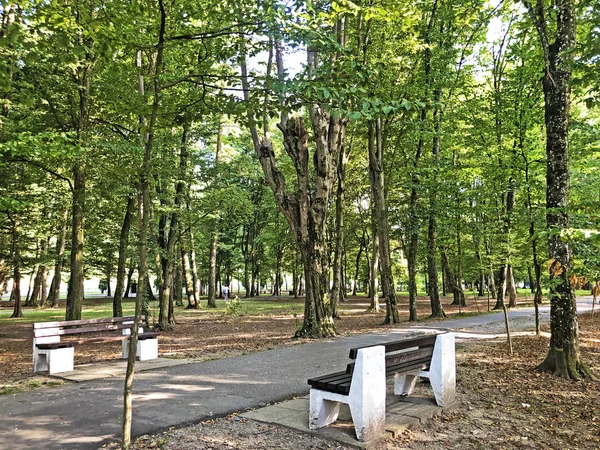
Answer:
[1,294,598,449]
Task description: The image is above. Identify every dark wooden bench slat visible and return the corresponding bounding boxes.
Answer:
[385,357,431,376]
[33,316,143,329]
[348,334,438,359]
[36,332,158,348]
[346,347,434,375]
[36,342,74,350]
[309,334,440,396]
[34,322,139,338]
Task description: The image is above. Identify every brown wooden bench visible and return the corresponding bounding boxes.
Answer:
[33,316,158,374]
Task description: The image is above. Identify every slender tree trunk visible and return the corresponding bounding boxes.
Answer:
[352,236,364,297]
[174,255,183,307]
[9,217,22,318]
[368,119,399,322]
[113,195,136,317]
[46,152,67,303]
[507,264,517,307]
[207,235,218,307]
[331,143,348,318]
[123,8,166,443]
[188,225,199,305]
[181,237,195,308]
[123,265,134,299]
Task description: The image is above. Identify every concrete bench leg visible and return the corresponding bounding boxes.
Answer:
[121,327,145,359]
[45,347,74,374]
[309,346,386,442]
[122,337,158,361]
[309,391,340,429]
[348,346,386,442]
[427,333,456,407]
[394,369,420,396]
[138,338,158,361]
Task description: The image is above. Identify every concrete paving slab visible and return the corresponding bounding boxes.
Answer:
[241,393,445,449]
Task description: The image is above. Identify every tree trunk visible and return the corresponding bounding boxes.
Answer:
[368,119,399,323]
[526,0,593,379]
[123,265,134,299]
[352,235,364,297]
[494,264,507,310]
[48,208,68,308]
[66,164,85,321]
[113,195,136,317]
[188,222,199,306]
[157,123,189,329]
[174,256,183,307]
[9,217,22,318]
[507,264,517,307]
[181,237,195,308]
[441,250,465,307]
[123,15,166,443]
[207,234,218,307]
[331,143,349,318]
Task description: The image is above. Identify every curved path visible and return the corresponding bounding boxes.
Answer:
[2,298,595,450]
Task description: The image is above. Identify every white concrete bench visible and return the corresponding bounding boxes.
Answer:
[33,316,159,374]
[307,333,455,441]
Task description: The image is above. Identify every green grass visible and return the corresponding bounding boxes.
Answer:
[0,296,304,325]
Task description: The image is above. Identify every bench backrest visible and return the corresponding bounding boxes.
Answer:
[33,316,146,339]
[346,333,441,375]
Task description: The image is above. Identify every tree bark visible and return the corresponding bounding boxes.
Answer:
[113,195,136,317]
[525,0,594,379]
[368,119,399,323]
[331,142,349,318]
[507,264,517,308]
[123,6,166,444]
[66,164,85,321]
[157,122,189,329]
[9,216,22,318]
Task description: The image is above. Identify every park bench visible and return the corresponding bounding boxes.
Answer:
[307,332,455,442]
[33,316,159,374]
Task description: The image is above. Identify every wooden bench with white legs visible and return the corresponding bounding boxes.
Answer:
[33,316,158,374]
[307,332,455,442]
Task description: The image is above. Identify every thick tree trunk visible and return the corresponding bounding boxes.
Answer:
[113,195,136,317]
[528,0,593,378]
[66,164,85,321]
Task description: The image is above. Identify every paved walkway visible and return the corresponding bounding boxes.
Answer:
[1,298,594,450]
